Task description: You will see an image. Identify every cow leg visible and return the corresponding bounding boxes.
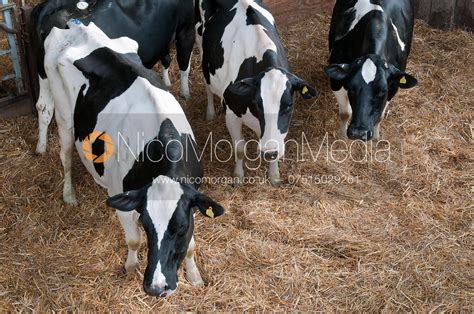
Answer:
[205,84,216,121]
[35,77,55,154]
[185,236,204,286]
[161,55,172,87]
[374,101,389,140]
[226,112,245,186]
[57,125,77,205]
[116,210,141,274]
[334,88,352,139]
[161,65,172,87]
[176,26,194,100]
[268,160,281,187]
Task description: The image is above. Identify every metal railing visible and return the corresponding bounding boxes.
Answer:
[1,0,25,95]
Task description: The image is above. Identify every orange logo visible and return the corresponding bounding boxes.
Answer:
[82,131,114,163]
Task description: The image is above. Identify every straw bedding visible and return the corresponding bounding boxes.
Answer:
[0,13,473,311]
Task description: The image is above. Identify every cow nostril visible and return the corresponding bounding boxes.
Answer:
[144,283,168,297]
[263,151,278,161]
[347,128,372,141]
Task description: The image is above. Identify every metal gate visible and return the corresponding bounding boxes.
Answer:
[0,0,32,118]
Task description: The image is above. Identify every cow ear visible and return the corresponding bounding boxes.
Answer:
[106,186,149,213]
[227,77,258,98]
[288,73,318,100]
[388,64,418,89]
[324,64,350,81]
[192,193,225,218]
[396,73,417,89]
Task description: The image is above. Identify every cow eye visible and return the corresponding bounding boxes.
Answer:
[285,103,293,111]
[376,91,386,98]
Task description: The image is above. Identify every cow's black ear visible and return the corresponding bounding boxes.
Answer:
[388,64,418,89]
[192,193,225,218]
[227,78,258,98]
[396,73,418,89]
[106,186,149,213]
[324,64,350,81]
[288,73,318,100]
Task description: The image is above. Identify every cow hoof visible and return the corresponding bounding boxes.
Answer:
[35,145,47,155]
[63,194,78,205]
[186,272,204,287]
[338,129,348,139]
[180,91,191,101]
[270,178,282,187]
[125,263,138,275]
[232,175,244,187]
[206,112,216,121]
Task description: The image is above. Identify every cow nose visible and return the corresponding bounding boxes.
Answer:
[262,151,279,161]
[143,283,169,298]
[347,127,372,141]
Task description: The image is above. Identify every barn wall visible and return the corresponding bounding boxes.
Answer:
[266,0,473,31]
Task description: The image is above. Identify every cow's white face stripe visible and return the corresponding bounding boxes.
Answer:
[348,0,384,32]
[361,58,377,84]
[391,19,406,51]
[146,178,183,288]
[259,69,288,156]
[152,261,168,289]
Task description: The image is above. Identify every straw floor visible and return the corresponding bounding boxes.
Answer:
[0,14,473,311]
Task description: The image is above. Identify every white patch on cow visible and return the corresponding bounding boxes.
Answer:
[208,1,277,98]
[361,58,377,84]
[390,19,406,51]
[147,177,183,289]
[348,0,384,33]
[259,69,288,158]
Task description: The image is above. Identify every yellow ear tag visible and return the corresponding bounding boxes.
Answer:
[302,86,309,94]
[206,207,214,218]
[400,76,407,85]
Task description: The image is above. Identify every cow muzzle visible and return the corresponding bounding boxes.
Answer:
[262,150,279,161]
[143,283,175,298]
[347,126,373,141]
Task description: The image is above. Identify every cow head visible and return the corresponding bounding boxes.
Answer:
[106,176,224,297]
[224,67,317,161]
[325,54,417,141]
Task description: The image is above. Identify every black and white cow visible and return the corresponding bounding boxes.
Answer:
[32,0,195,166]
[44,21,224,297]
[325,0,418,141]
[196,0,317,186]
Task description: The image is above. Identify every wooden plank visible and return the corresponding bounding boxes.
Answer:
[414,0,432,22]
[429,0,456,30]
[455,0,474,30]
[0,93,33,118]
[265,0,335,27]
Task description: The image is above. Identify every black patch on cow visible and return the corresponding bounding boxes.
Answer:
[91,132,106,177]
[201,6,237,84]
[123,119,203,192]
[73,47,167,142]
